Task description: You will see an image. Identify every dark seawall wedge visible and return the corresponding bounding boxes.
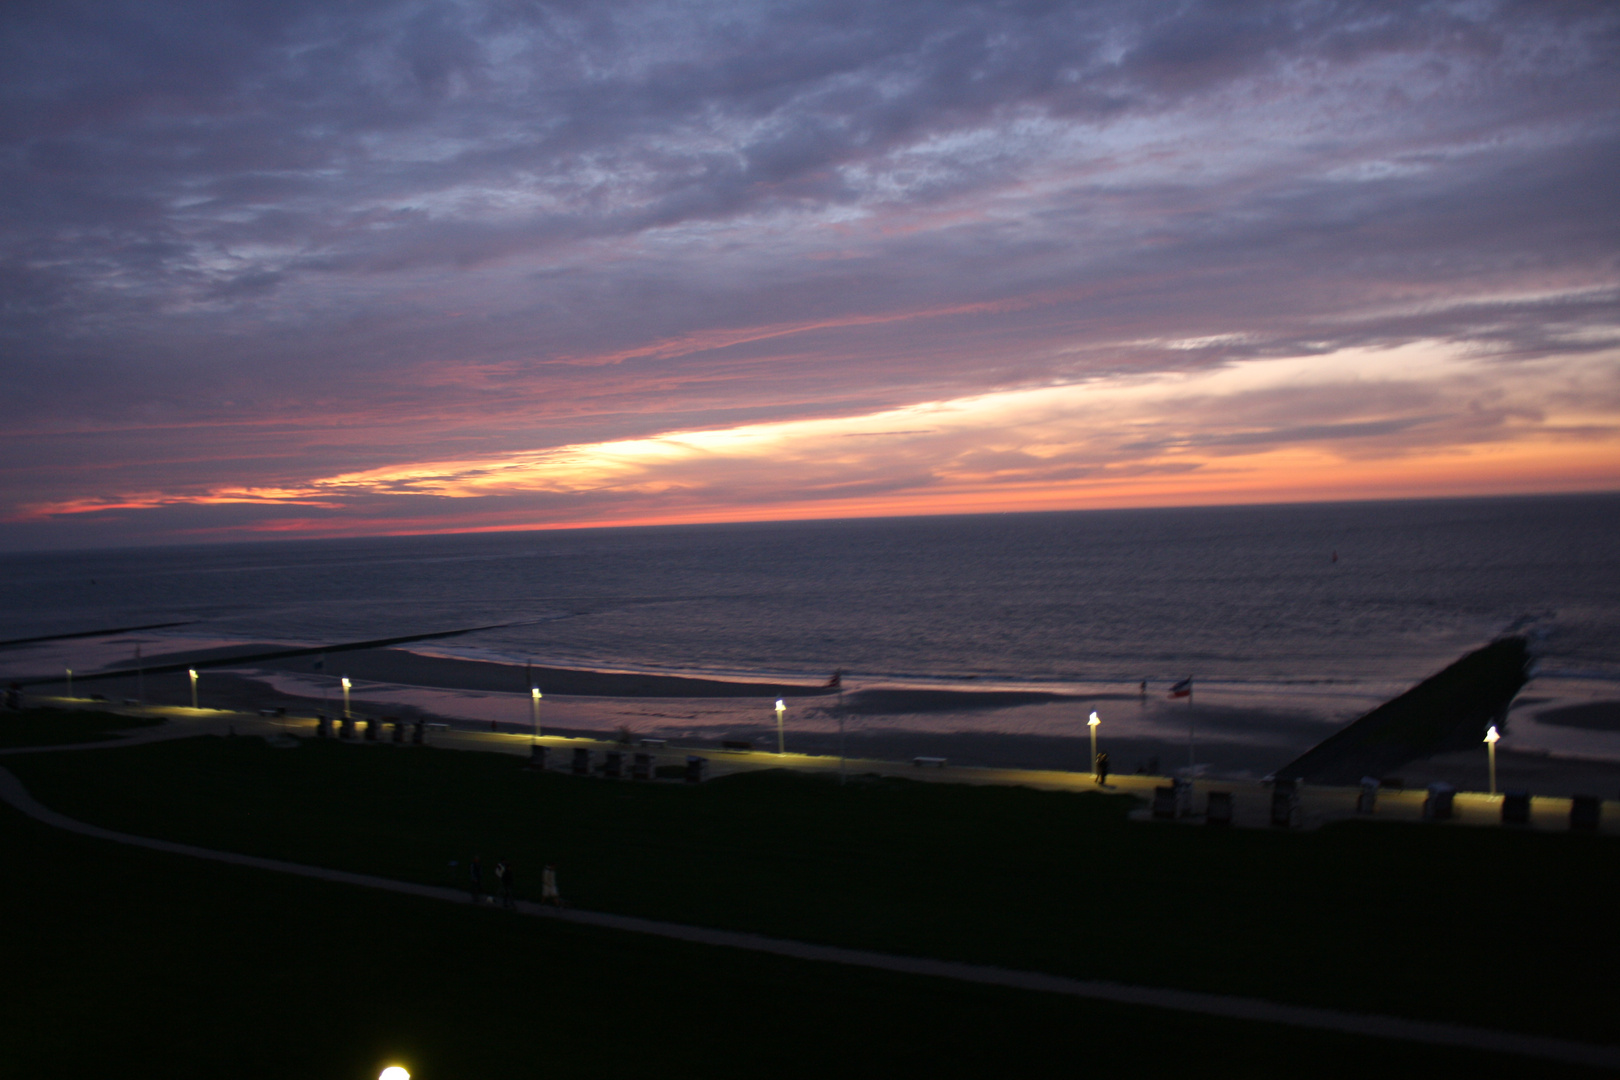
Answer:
[1274,636,1531,785]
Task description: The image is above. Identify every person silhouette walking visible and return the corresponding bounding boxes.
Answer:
[496,860,516,909]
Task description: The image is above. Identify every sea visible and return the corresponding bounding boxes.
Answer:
[3,493,1618,775]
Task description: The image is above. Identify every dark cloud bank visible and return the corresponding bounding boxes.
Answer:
[1,0,1617,547]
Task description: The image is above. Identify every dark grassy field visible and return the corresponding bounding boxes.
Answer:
[8,735,1618,1049]
[0,706,162,748]
[5,804,1579,1080]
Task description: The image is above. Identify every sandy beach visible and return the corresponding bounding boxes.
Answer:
[10,635,1620,797]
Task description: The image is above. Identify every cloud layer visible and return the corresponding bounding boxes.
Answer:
[2,0,1617,548]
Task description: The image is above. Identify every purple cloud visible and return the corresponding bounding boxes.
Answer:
[1,0,1617,548]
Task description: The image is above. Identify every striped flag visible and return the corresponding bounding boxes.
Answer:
[1168,677,1192,699]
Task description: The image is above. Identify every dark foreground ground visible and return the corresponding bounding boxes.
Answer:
[0,705,161,746]
[3,724,1618,1077]
[9,800,1593,1080]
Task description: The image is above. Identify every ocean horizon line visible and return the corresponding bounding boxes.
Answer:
[4,487,1618,558]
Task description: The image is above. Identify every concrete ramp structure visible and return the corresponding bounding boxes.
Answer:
[1274,636,1531,785]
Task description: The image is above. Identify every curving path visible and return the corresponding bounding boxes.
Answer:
[1,756,1616,1070]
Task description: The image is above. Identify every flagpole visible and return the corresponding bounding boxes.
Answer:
[1187,679,1195,771]
[838,682,846,785]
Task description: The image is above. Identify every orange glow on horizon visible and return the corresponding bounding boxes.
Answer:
[14,339,1619,542]
[148,447,1620,545]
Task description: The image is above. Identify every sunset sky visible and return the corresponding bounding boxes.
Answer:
[3,0,1617,550]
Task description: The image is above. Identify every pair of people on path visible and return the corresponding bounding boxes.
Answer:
[470,853,559,908]
[494,859,516,908]
[1095,751,1110,785]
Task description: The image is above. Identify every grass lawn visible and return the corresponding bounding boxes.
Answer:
[0,805,1595,1080]
[0,706,162,748]
[6,734,1618,1048]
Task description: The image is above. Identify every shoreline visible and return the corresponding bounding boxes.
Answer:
[10,638,1620,789]
[257,647,841,699]
[20,641,1111,709]
[14,677,1620,798]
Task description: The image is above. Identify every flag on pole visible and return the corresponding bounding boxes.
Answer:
[1168,677,1193,699]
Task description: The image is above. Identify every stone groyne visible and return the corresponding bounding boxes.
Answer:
[1274,636,1531,785]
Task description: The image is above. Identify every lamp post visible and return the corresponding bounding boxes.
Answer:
[1088,711,1100,779]
[189,668,198,710]
[1484,724,1500,795]
[65,668,72,699]
[341,676,352,720]
[775,698,786,755]
[530,686,544,765]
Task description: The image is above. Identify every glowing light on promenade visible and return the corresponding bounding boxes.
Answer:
[1088,711,1101,781]
[379,1068,410,1080]
[188,668,198,710]
[341,676,352,720]
[775,699,786,755]
[530,686,545,765]
[1484,724,1501,795]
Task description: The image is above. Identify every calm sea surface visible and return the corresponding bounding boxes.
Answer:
[2,494,1617,690]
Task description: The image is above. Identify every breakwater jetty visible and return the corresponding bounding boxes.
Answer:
[1274,636,1531,785]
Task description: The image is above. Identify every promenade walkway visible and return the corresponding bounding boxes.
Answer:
[8,697,1618,833]
[3,709,1618,1069]
[248,708,1620,834]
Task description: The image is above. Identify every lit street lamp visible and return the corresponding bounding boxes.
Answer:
[188,668,198,710]
[341,676,352,720]
[379,1068,410,1080]
[530,686,545,765]
[775,698,786,754]
[1088,711,1100,779]
[65,668,72,699]
[1484,724,1501,795]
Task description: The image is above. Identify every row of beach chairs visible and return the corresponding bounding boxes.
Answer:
[1151,778,1604,830]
